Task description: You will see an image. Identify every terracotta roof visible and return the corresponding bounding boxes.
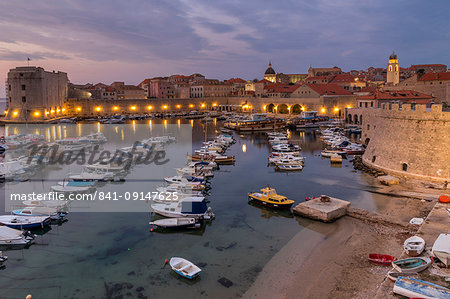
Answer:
[305,76,330,83]
[138,78,151,87]
[257,79,271,84]
[360,86,378,93]
[226,78,246,83]
[264,84,300,93]
[418,72,450,81]
[328,74,358,83]
[304,83,353,96]
[411,64,447,68]
[360,90,433,100]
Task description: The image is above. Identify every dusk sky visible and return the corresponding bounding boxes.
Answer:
[0,0,449,97]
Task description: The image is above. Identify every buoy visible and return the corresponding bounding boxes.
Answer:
[26,295,32,299]
[164,259,169,264]
[150,228,154,232]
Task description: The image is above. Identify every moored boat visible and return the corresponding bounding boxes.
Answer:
[392,257,431,273]
[248,187,294,209]
[149,217,200,229]
[0,226,35,249]
[151,197,214,219]
[393,277,450,299]
[169,257,202,279]
[0,215,51,229]
[275,164,303,171]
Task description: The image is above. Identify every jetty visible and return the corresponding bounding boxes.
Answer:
[293,196,350,222]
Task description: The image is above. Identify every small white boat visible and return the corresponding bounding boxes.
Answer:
[51,184,91,193]
[151,197,214,219]
[13,206,67,220]
[321,149,346,157]
[275,164,303,171]
[69,171,114,182]
[0,251,7,263]
[393,277,450,299]
[404,236,425,256]
[268,155,304,164]
[169,257,202,279]
[392,257,431,273]
[0,226,35,248]
[432,233,450,267]
[149,218,200,229]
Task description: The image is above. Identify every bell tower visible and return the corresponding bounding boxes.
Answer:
[386,52,399,85]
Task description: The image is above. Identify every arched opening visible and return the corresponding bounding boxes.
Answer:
[267,103,275,113]
[402,163,408,172]
[372,155,376,163]
[347,114,352,124]
[354,114,358,124]
[291,104,302,114]
[278,104,289,114]
[364,138,370,146]
[360,115,362,125]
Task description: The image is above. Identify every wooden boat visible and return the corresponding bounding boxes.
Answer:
[439,195,450,203]
[169,257,202,279]
[248,187,294,209]
[275,164,303,171]
[432,233,450,267]
[392,257,431,273]
[0,215,51,229]
[368,254,396,266]
[387,270,419,282]
[404,236,425,256]
[272,151,300,157]
[393,277,450,299]
[149,218,200,229]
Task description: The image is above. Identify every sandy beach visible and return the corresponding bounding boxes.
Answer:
[243,183,439,299]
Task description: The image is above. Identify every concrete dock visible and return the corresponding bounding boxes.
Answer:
[293,196,350,222]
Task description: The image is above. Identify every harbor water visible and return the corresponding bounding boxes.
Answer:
[0,119,394,298]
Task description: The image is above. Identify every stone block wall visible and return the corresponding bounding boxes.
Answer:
[361,104,450,182]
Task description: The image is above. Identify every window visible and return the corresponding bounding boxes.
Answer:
[8,85,11,91]
[367,124,370,130]
[372,156,376,163]
[365,102,368,108]
[21,84,26,90]
[402,163,408,172]
[371,102,373,107]
[22,96,26,103]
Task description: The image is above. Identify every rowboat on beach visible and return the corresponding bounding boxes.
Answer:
[393,277,450,298]
[386,270,419,282]
[368,254,396,266]
[392,257,431,273]
[403,236,425,256]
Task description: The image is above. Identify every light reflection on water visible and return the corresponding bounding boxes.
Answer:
[0,119,391,298]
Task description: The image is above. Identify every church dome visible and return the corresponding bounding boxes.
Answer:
[265,62,275,75]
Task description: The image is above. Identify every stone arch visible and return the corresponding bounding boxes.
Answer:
[347,114,353,124]
[291,104,302,114]
[278,104,289,114]
[353,114,358,124]
[364,138,370,146]
[360,115,362,124]
[267,103,275,113]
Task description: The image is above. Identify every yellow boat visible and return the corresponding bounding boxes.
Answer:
[248,186,294,209]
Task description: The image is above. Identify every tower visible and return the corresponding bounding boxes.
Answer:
[264,61,276,82]
[386,52,399,85]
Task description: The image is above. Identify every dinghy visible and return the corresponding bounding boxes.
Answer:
[275,164,303,171]
[387,270,419,282]
[0,215,51,229]
[149,218,200,229]
[432,233,450,267]
[0,226,35,248]
[13,206,67,220]
[393,277,450,299]
[0,251,7,263]
[404,236,425,256]
[151,197,214,219]
[392,257,431,273]
[368,254,396,266]
[169,257,202,279]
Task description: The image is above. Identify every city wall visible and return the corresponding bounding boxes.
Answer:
[361,103,450,182]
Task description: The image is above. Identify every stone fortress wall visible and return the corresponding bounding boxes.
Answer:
[361,103,450,182]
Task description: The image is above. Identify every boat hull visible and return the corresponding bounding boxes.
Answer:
[248,196,293,209]
[393,277,450,299]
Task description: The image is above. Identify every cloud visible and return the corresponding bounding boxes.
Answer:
[0,0,449,97]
